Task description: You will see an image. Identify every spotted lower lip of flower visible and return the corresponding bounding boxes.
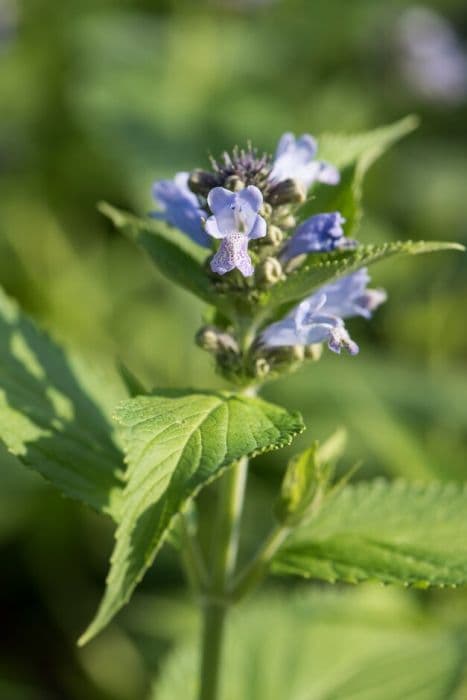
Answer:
[151,172,209,247]
[281,212,357,261]
[328,326,359,355]
[269,132,340,191]
[205,186,267,277]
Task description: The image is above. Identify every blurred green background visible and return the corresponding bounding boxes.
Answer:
[1,0,466,698]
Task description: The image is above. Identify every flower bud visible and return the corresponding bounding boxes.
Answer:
[266,225,283,246]
[260,202,273,218]
[265,345,305,365]
[188,169,219,197]
[282,253,306,274]
[304,343,323,361]
[195,326,239,354]
[256,257,283,286]
[280,214,297,230]
[254,357,270,379]
[195,326,221,352]
[224,175,245,192]
[268,178,306,206]
[291,345,305,361]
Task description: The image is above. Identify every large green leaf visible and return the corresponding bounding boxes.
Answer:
[99,202,227,312]
[273,480,467,586]
[153,589,467,700]
[265,240,463,310]
[79,391,304,644]
[0,288,125,518]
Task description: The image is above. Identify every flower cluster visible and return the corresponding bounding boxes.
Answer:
[151,132,387,380]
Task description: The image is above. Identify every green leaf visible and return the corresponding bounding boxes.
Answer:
[275,442,323,524]
[317,115,420,170]
[99,202,228,313]
[153,589,467,700]
[117,361,148,398]
[0,288,125,518]
[275,431,344,525]
[272,480,467,586]
[266,240,464,310]
[79,390,304,645]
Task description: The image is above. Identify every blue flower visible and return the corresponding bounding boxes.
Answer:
[261,268,386,355]
[152,172,209,247]
[281,212,357,261]
[261,294,358,355]
[314,268,387,320]
[269,133,340,191]
[205,186,267,277]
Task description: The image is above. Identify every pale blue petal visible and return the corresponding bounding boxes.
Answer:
[152,172,209,247]
[316,162,340,185]
[260,318,298,346]
[238,185,263,214]
[270,132,339,191]
[248,215,267,240]
[312,269,386,320]
[274,132,295,159]
[282,212,354,260]
[207,187,237,235]
[204,216,225,239]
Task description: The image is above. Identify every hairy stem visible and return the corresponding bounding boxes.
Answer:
[198,456,249,700]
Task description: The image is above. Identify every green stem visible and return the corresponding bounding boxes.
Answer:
[231,523,292,602]
[198,455,249,700]
[180,513,207,597]
[199,602,227,700]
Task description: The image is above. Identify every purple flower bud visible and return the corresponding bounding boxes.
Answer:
[269,132,340,191]
[281,212,357,261]
[151,172,209,247]
[205,186,267,277]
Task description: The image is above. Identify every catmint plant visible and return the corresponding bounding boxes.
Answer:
[0,116,465,700]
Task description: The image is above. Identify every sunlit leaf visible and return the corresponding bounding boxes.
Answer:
[273,480,467,586]
[79,390,304,644]
[0,288,125,518]
[265,240,464,310]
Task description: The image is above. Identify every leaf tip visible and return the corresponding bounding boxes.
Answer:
[97,201,126,228]
[77,627,94,648]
